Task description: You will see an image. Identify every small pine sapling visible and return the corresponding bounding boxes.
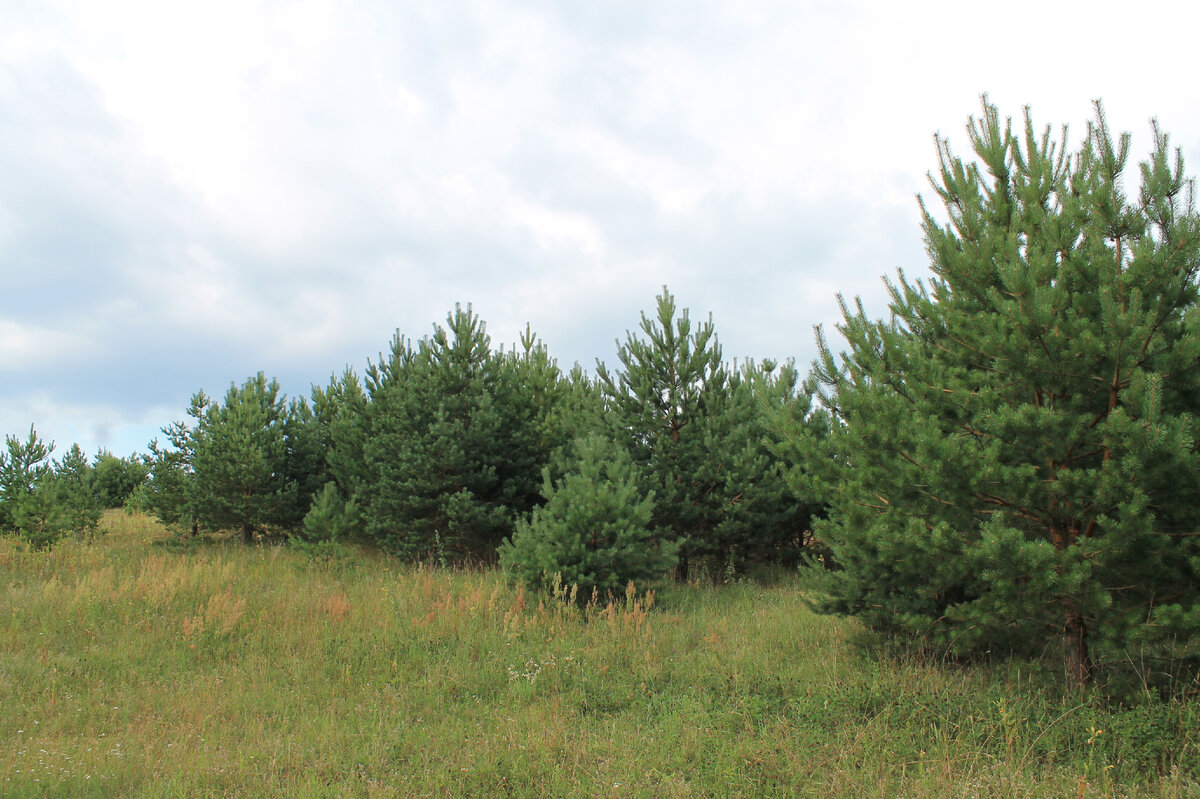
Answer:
[499,434,677,603]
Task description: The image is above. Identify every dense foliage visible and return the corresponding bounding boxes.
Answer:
[91,451,149,508]
[360,307,564,560]
[797,100,1200,687]
[105,289,817,596]
[598,288,820,579]
[499,433,675,600]
[0,428,103,547]
[138,374,322,544]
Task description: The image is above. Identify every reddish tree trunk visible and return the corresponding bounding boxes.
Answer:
[1064,600,1093,688]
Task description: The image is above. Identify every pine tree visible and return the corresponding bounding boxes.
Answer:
[295,368,370,550]
[280,396,328,527]
[705,360,823,573]
[596,289,817,579]
[596,288,728,578]
[0,426,54,534]
[92,451,149,509]
[0,426,66,547]
[310,368,371,500]
[53,443,102,538]
[801,99,1200,687]
[144,419,197,534]
[495,325,574,514]
[499,433,675,601]
[297,481,362,545]
[362,307,560,560]
[188,373,298,543]
[551,364,607,450]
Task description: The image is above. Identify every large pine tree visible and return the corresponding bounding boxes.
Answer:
[803,99,1200,687]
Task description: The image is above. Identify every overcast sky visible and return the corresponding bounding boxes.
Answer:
[3,0,1199,458]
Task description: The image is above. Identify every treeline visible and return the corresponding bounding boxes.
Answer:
[0,430,146,548]
[0,289,824,597]
[127,289,823,597]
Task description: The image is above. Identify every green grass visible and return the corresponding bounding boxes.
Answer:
[1,512,1198,798]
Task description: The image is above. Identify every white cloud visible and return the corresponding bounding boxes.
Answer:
[4,0,1200,454]
[0,320,94,368]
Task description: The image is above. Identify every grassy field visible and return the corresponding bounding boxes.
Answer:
[2,512,1198,798]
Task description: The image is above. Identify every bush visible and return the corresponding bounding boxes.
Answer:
[499,434,677,602]
[296,482,361,544]
[8,480,69,549]
[92,451,149,509]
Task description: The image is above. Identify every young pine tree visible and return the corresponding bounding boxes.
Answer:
[188,373,298,543]
[0,426,54,534]
[280,396,329,528]
[801,99,1200,687]
[143,422,197,534]
[704,360,824,573]
[362,307,557,560]
[0,426,68,548]
[596,288,728,579]
[296,481,362,545]
[596,289,816,579]
[499,433,675,602]
[53,443,103,538]
[310,368,372,500]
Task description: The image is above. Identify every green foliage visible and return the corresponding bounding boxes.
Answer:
[0,430,103,547]
[598,288,819,578]
[91,450,149,509]
[186,373,304,543]
[499,433,676,601]
[310,368,371,498]
[550,363,606,447]
[499,324,578,513]
[52,443,103,538]
[280,396,328,527]
[362,307,565,560]
[7,479,69,549]
[799,98,1200,687]
[297,481,361,544]
[0,425,54,536]
[597,288,727,578]
[142,428,195,533]
[705,360,824,573]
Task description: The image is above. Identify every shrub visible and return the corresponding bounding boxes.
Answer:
[297,482,362,544]
[499,434,677,602]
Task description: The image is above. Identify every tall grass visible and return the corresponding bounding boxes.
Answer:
[1,511,1197,797]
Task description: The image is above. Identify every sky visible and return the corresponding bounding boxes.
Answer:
[3,0,1200,459]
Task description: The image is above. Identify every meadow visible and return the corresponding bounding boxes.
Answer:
[2,512,1198,798]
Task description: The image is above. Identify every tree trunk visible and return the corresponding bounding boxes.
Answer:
[241,522,253,545]
[1064,600,1093,688]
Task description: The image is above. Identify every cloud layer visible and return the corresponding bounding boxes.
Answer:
[3,0,1199,456]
